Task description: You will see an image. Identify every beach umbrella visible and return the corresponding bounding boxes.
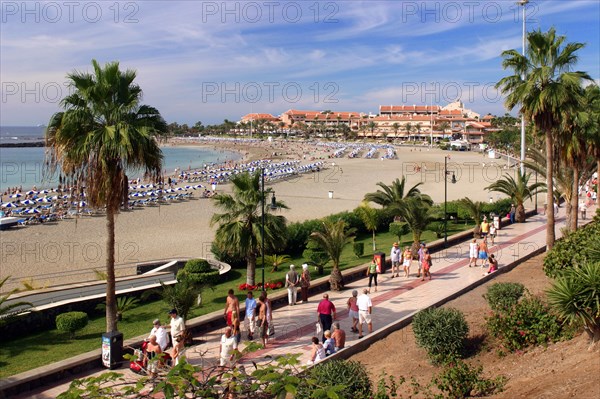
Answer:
[26,208,40,214]
[132,192,144,197]
[176,187,185,191]
[184,185,192,189]
[10,193,22,198]
[21,199,35,205]
[79,201,87,207]
[26,190,36,195]
[39,189,49,194]
[1,202,16,208]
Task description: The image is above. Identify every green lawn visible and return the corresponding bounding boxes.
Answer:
[0,223,472,378]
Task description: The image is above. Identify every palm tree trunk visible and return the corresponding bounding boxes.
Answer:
[569,168,579,231]
[372,231,376,251]
[329,265,344,291]
[516,204,526,223]
[546,132,556,249]
[105,209,118,333]
[247,252,257,286]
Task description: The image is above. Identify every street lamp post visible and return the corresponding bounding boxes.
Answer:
[260,168,277,288]
[518,0,528,175]
[444,156,448,246]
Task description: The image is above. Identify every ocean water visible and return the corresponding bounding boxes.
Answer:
[0,127,240,192]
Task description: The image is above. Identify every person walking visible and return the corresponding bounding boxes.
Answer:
[367,257,378,293]
[331,322,346,351]
[168,309,185,347]
[480,218,490,239]
[285,264,299,306]
[489,224,497,245]
[224,289,240,328]
[316,293,336,342]
[509,204,516,224]
[256,294,269,347]
[219,326,238,368]
[417,242,427,278]
[478,239,489,268]
[402,246,412,277]
[390,242,401,278]
[356,288,373,339]
[347,290,359,333]
[262,290,274,336]
[244,291,257,341]
[421,248,432,281]
[468,239,479,267]
[300,263,311,303]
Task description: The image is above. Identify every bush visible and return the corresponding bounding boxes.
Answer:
[296,360,372,399]
[485,295,567,352]
[353,242,365,257]
[543,221,600,278]
[483,282,526,313]
[177,259,219,286]
[285,219,324,256]
[413,307,469,364]
[433,359,506,398]
[427,221,444,238]
[56,311,88,338]
[184,259,212,273]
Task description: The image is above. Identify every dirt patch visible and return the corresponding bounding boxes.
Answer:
[350,254,600,398]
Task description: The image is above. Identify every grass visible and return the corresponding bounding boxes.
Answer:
[0,222,473,378]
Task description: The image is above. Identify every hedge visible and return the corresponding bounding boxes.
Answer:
[543,220,600,278]
[56,311,88,338]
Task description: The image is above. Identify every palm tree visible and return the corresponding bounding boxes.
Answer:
[264,254,291,272]
[485,171,545,223]
[438,121,450,138]
[458,198,485,229]
[0,276,33,323]
[46,60,167,332]
[364,177,432,214]
[392,122,400,139]
[355,201,378,251]
[547,262,600,344]
[367,121,377,138]
[496,27,591,249]
[414,123,422,141]
[397,197,434,254]
[404,123,413,140]
[309,219,355,291]
[582,85,600,189]
[210,171,288,286]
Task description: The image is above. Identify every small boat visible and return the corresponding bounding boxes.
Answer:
[0,216,20,230]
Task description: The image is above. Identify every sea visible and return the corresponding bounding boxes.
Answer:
[0,126,241,192]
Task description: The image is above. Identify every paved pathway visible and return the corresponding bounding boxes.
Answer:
[16,205,597,398]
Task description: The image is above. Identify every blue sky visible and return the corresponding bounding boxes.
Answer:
[1,0,599,126]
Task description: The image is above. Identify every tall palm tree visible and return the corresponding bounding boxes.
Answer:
[397,197,434,254]
[458,198,485,227]
[414,123,422,140]
[367,121,377,138]
[404,123,413,140]
[355,201,378,251]
[392,122,400,139]
[583,85,600,188]
[496,27,591,249]
[364,177,432,214]
[210,171,288,285]
[485,171,546,223]
[438,121,450,137]
[309,219,355,291]
[46,60,167,333]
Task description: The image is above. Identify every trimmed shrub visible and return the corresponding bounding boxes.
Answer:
[353,242,365,257]
[184,259,212,273]
[427,221,444,238]
[486,295,568,352]
[56,311,88,338]
[483,282,526,313]
[543,221,600,278]
[413,307,469,365]
[177,259,219,286]
[296,360,372,399]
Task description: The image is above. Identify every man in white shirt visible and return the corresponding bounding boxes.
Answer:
[356,288,373,339]
[148,319,169,351]
[285,264,299,305]
[168,309,185,345]
[219,326,238,367]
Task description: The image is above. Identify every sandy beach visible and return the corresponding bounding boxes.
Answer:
[0,140,525,291]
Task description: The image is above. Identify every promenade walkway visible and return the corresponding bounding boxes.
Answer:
[13,205,597,398]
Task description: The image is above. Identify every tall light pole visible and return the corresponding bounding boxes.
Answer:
[261,168,265,287]
[518,0,528,175]
[430,84,434,149]
[444,156,448,246]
